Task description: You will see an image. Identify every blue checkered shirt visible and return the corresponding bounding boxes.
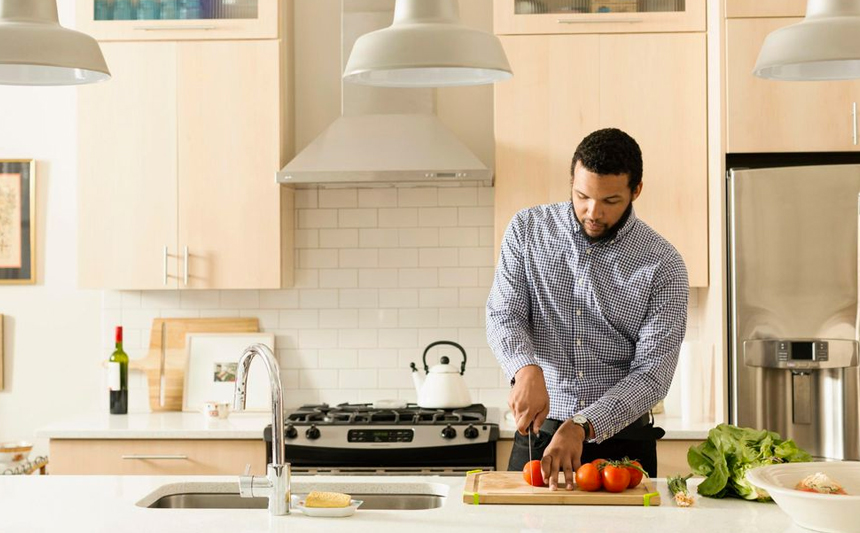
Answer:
[487,202,688,443]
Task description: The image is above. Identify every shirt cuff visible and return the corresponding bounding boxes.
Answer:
[577,403,624,444]
[499,353,539,385]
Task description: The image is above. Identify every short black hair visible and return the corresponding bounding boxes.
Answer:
[570,128,643,192]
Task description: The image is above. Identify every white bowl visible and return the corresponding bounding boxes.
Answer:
[746,461,860,533]
[0,441,32,465]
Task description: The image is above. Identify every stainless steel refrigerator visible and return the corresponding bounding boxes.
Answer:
[728,164,860,460]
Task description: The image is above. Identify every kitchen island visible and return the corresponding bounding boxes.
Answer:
[0,474,801,533]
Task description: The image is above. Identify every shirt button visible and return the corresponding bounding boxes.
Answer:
[577,277,583,285]
[578,371,584,378]
[576,339,582,346]
[611,240,616,244]
[586,249,592,255]
[580,401,586,407]
[576,309,582,316]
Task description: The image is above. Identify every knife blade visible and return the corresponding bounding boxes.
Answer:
[528,428,534,486]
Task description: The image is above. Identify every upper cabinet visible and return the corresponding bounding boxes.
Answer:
[76,0,279,41]
[726,18,860,153]
[494,0,705,34]
[494,32,709,287]
[78,39,293,290]
[725,0,805,18]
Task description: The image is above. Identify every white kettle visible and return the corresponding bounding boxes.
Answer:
[410,341,473,409]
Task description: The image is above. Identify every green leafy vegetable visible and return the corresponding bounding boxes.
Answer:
[687,424,812,501]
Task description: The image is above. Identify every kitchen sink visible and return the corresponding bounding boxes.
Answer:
[138,481,448,511]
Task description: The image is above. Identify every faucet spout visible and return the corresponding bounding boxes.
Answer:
[233,343,289,516]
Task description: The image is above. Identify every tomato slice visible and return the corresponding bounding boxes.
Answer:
[522,459,545,487]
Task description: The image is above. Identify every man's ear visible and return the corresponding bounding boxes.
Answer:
[631,182,643,202]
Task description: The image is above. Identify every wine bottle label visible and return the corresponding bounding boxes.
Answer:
[108,362,121,391]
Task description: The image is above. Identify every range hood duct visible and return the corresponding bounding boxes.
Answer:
[277,0,493,188]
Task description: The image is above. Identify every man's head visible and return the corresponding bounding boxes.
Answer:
[570,128,643,240]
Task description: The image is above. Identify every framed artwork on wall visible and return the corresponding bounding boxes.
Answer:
[0,160,35,285]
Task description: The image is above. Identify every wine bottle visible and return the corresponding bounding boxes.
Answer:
[108,326,129,415]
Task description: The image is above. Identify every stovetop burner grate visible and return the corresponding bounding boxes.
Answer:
[286,403,488,425]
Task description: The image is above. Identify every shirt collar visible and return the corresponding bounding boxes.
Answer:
[569,202,638,244]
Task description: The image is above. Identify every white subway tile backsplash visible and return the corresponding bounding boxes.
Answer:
[398,308,439,328]
[160,309,200,319]
[340,369,378,389]
[459,288,489,308]
[398,268,438,288]
[478,267,495,287]
[359,389,398,402]
[417,329,458,348]
[299,249,338,269]
[339,249,378,268]
[458,328,490,349]
[477,187,494,207]
[358,188,398,208]
[438,187,478,207]
[294,189,318,209]
[319,189,358,208]
[359,229,399,248]
[464,368,503,389]
[458,206,494,226]
[439,308,480,328]
[300,369,339,388]
[477,348,499,369]
[319,269,358,289]
[398,228,439,248]
[379,208,418,228]
[339,289,380,309]
[299,290,339,309]
[220,290,259,309]
[281,369,300,389]
[358,349,399,368]
[121,291,142,308]
[398,188,437,207]
[179,290,220,309]
[199,309,239,318]
[359,309,399,329]
[378,368,415,389]
[319,388,361,406]
[298,209,338,229]
[122,309,160,329]
[338,328,377,348]
[438,268,478,288]
[439,227,479,247]
[242,309,279,330]
[294,229,319,249]
[689,288,699,308]
[419,288,458,308]
[379,289,418,308]
[293,270,319,289]
[280,349,319,369]
[259,290,299,309]
[419,248,459,267]
[319,309,359,329]
[459,247,494,267]
[418,207,458,227]
[273,330,299,350]
[298,329,340,349]
[279,309,319,329]
[318,349,358,368]
[140,291,179,309]
[379,249,418,268]
[339,209,378,228]
[379,328,418,348]
[102,291,123,309]
[319,229,359,249]
[359,269,399,289]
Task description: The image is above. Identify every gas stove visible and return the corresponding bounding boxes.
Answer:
[263,403,499,475]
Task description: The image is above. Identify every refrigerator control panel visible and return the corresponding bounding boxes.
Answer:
[744,339,857,370]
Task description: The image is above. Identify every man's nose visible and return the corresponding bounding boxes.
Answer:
[586,201,602,220]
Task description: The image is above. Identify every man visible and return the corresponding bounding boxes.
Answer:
[486,128,688,491]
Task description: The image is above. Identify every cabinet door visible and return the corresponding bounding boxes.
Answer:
[177,40,283,289]
[494,35,600,256]
[725,0,806,18]
[599,33,709,287]
[76,0,279,41]
[727,18,860,153]
[78,42,179,289]
[494,0,705,35]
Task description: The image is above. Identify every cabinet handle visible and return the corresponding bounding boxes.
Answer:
[133,25,217,31]
[183,246,189,286]
[122,454,188,460]
[558,18,643,24]
[163,246,169,286]
[853,102,857,146]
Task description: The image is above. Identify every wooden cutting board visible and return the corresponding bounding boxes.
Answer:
[129,317,259,412]
[463,472,661,506]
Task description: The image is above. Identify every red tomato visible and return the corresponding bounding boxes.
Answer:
[626,460,644,489]
[522,459,545,487]
[601,464,631,493]
[591,458,609,470]
[575,463,602,492]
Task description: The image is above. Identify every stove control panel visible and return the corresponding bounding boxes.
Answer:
[348,429,414,443]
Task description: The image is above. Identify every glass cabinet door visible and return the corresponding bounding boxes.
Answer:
[78,0,279,41]
[494,0,705,34]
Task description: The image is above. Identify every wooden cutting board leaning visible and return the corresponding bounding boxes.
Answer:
[128,317,259,411]
[463,472,661,506]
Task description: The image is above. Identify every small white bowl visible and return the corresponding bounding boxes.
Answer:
[746,461,860,533]
[295,498,363,518]
[0,441,32,465]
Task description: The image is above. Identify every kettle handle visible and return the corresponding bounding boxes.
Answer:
[422,340,467,375]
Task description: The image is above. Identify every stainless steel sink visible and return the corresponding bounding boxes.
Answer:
[148,492,444,510]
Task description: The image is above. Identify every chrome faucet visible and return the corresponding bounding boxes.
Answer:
[233,343,290,516]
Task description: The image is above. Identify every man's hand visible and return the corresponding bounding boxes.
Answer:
[540,420,585,491]
[508,365,549,436]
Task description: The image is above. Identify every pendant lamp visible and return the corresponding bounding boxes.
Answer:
[343,0,512,87]
[754,0,860,81]
[0,0,110,86]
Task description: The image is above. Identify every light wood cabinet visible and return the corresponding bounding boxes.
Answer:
[494,33,709,287]
[76,0,279,41]
[79,40,294,290]
[493,0,705,35]
[726,18,860,153]
[49,439,266,475]
[725,0,806,18]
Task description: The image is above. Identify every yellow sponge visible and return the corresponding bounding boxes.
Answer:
[304,491,352,508]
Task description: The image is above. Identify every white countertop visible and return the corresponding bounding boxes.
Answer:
[0,474,799,533]
[36,412,271,439]
[498,412,715,440]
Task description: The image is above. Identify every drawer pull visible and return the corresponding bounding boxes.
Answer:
[121,454,188,460]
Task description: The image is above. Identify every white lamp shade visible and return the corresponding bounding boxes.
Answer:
[0,0,110,86]
[754,0,860,81]
[343,0,512,88]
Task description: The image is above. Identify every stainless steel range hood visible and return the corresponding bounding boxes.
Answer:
[277,0,492,188]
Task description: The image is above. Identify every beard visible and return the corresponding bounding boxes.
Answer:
[570,195,633,243]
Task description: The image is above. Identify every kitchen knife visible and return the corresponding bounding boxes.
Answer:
[528,428,534,486]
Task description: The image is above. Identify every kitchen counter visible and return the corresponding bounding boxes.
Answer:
[0,474,799,533]
[498,411,715,440]
[36,412,270,439]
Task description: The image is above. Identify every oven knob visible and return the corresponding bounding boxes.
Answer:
[306,425,321,440]
[285,425,298,440]
[464,425,479,439]
[441,425,457,439]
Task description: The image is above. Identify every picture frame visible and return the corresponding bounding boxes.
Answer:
[0,160,35,285]
[182,332,275,412]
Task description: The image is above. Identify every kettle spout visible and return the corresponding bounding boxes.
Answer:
[410,362,424,395]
